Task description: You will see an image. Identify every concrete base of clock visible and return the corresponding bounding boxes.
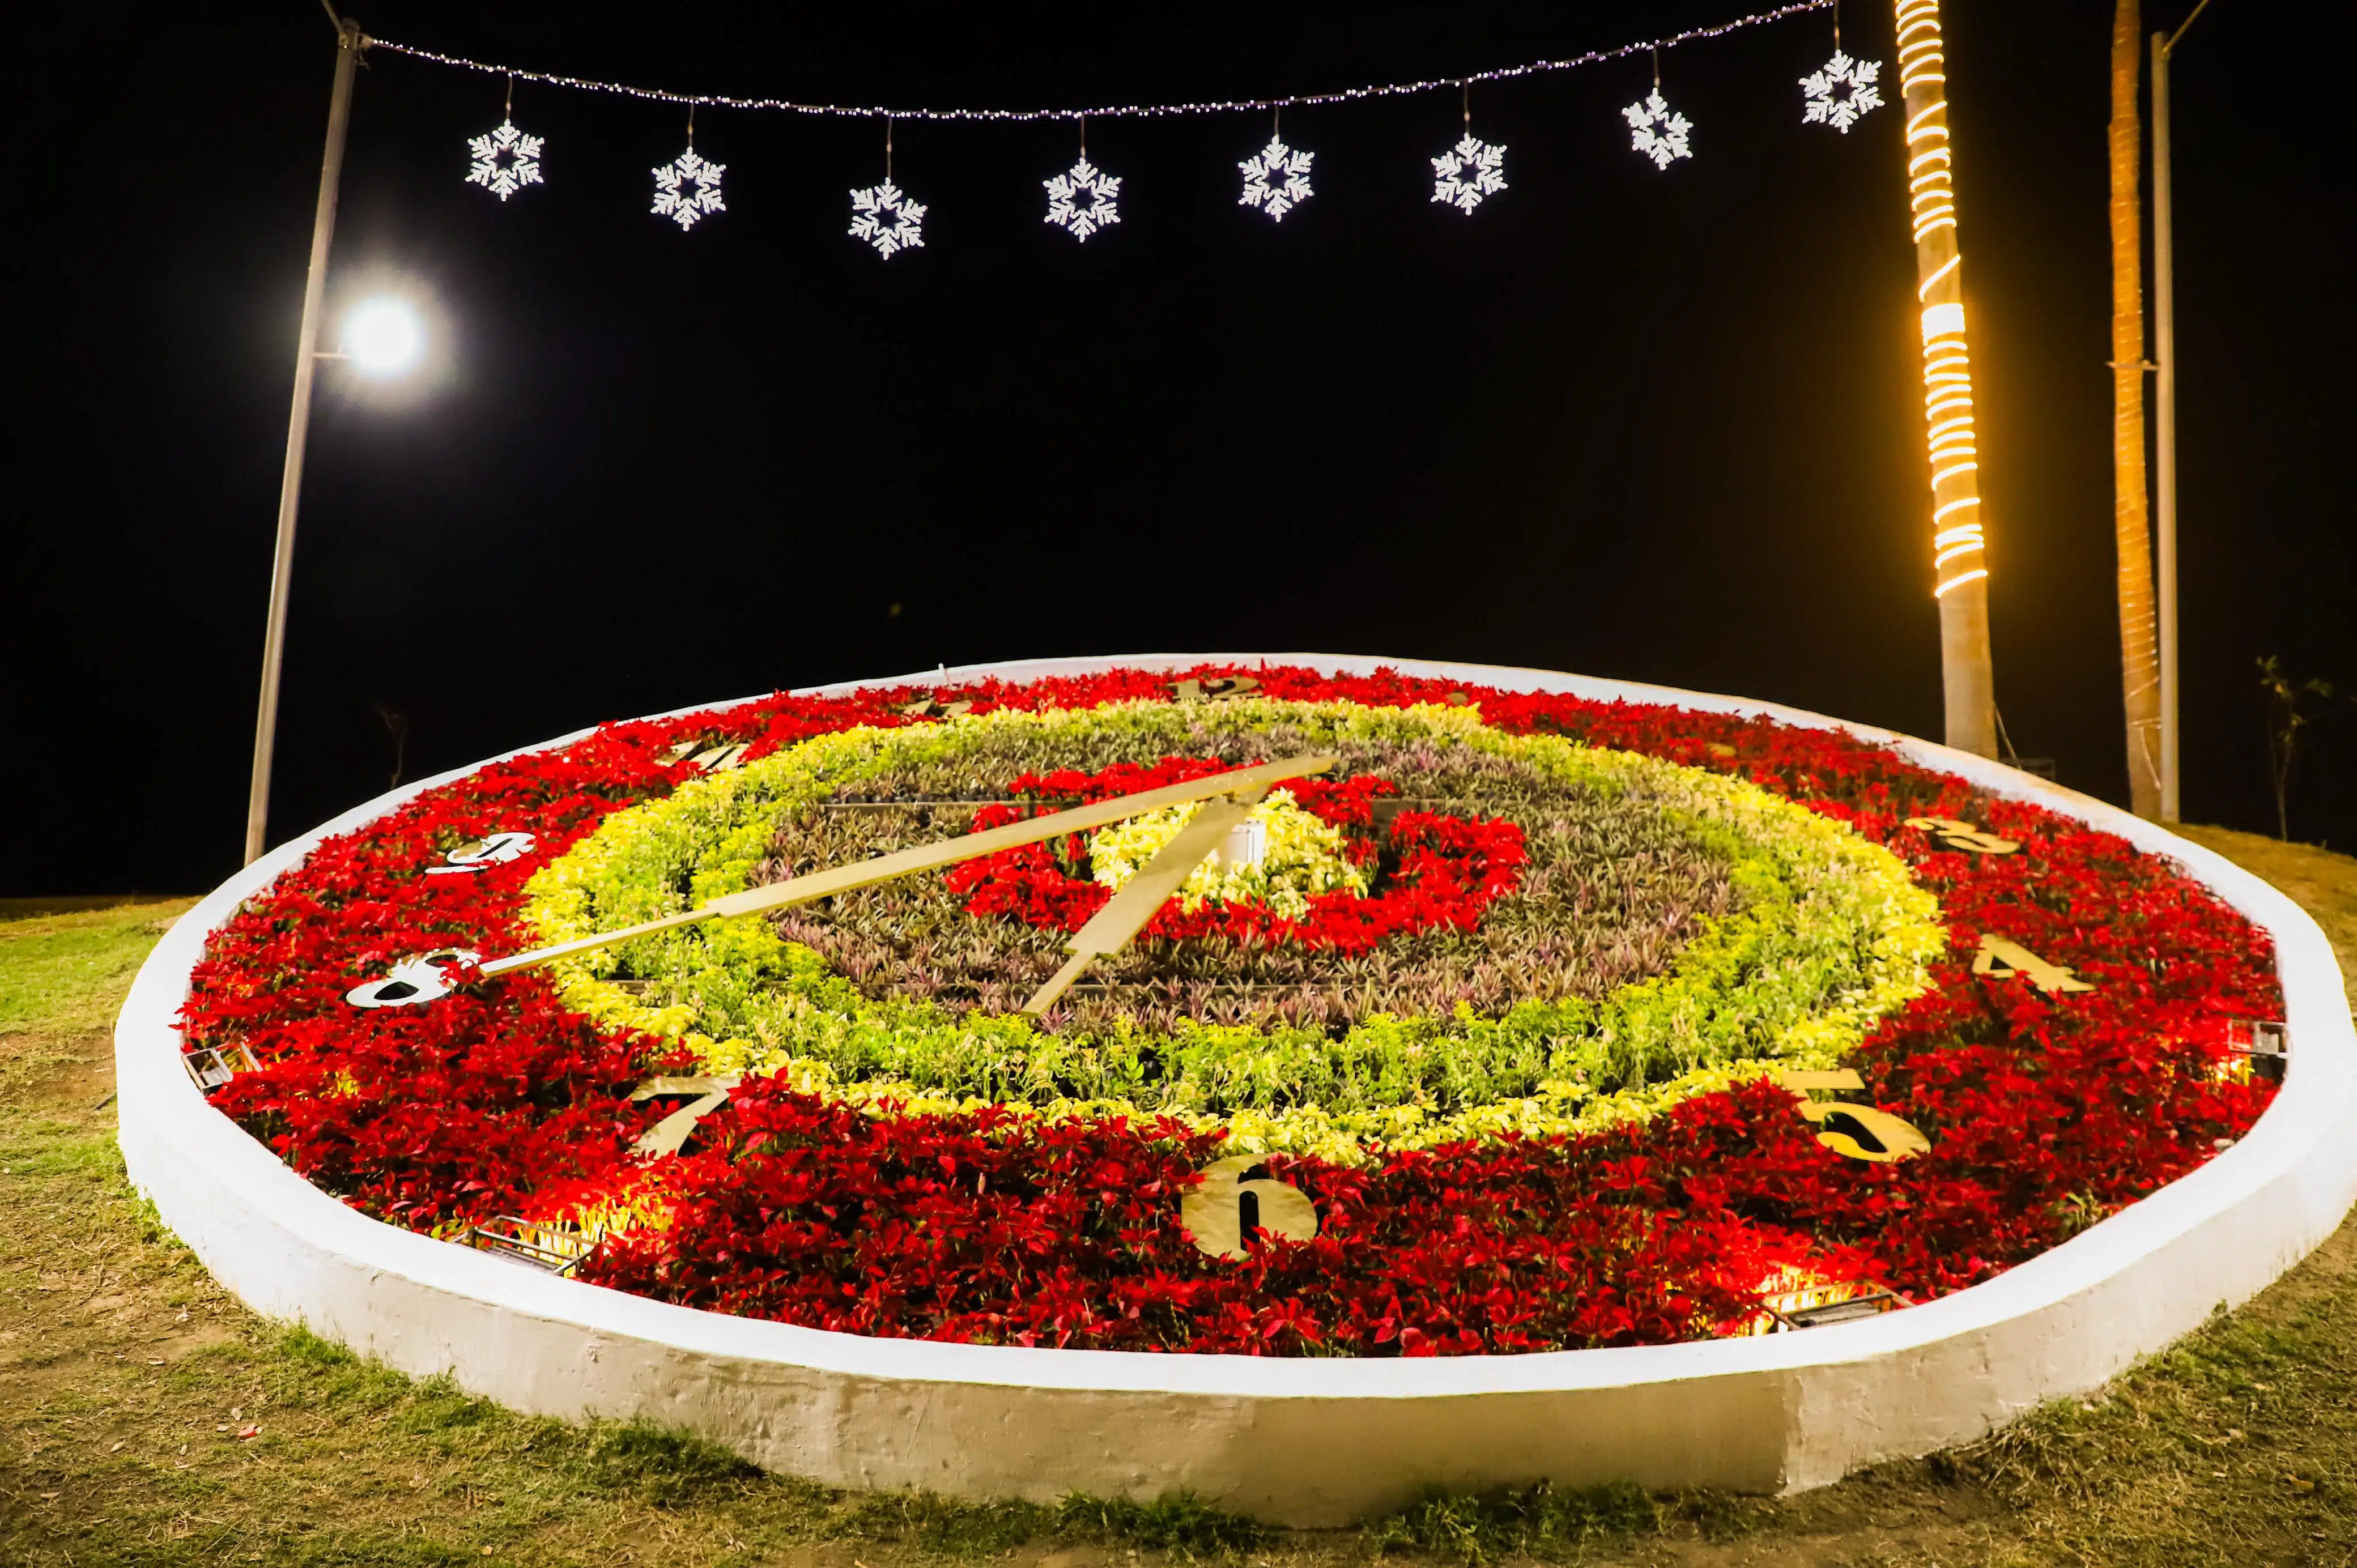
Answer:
[115,654,2357,1526]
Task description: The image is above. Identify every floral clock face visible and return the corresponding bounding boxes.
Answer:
[184,667,2283,1354]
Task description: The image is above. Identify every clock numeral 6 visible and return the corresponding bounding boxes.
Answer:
[1168,676,1259,702]
[1779,1070,1932,1164]
[1971,934,2095,995]
[424,830,537,875]
[1180,1153,1318,1260]
[1903,815,2021,855]
[346,949,480,1009]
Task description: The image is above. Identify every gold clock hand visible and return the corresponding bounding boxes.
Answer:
[478,753,1336,979]
[1021,787,1267,1016]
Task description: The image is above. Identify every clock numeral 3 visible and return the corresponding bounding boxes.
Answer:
[1903,815,2021,855]
[1180,1153,1317,1260]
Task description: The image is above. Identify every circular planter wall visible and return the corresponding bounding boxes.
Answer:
[116,653,2357,1524]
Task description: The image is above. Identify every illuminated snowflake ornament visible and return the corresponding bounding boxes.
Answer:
[651,148,726,231]
[1044,156,1122,242]
[465,120,544,201]
[1239,135,1314,221]
[1801,50,1884,133]
[1622,90,1694,170]
[849,180,927,258]
[1429,133,1507,214]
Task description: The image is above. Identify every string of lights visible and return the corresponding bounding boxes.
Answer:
[368,1,1833,123]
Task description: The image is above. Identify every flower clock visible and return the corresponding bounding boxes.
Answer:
[181,667,2281,1356]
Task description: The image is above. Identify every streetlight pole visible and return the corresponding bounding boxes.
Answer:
[2150,0,2210,823]
[245,11,367,866]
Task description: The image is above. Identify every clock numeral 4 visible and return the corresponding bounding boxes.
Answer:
[1778,1069,1932,1164]
[1180,1153,1318,1260]
[662,740,752,772]
[1903,815,2021,855]
[1971,934,2095,994]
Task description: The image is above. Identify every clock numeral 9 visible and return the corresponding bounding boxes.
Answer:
[345,949,480,1009]
[1779,1070,1932,1164]
[424,830,537,875]
[1180,1153,1318,1260]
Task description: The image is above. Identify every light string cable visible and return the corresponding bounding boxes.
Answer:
[369,1,1833,123]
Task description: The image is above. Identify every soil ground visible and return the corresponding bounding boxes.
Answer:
[3,823,2354,1566]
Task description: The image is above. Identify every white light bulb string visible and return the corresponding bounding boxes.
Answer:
[373,0,1831,126]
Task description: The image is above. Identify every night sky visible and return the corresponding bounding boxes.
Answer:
[8,1,2351,898]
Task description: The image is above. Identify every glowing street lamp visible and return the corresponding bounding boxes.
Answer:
[337,297,424,376]
[245,12,420,866]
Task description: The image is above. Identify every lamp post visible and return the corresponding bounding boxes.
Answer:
[244,12,369,866]
[2151,0,2211,823]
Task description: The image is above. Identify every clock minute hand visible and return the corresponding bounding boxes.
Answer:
[477,753,1337,979]
[1020,787,1265,1016]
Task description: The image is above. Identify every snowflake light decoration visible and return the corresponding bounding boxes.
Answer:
[1239,136,1314,222]
[849,180,927,258]
[1801,51,1884,133]
[651,149,726,231]
[1044,156,1122,242]
[1622,91,1694,171]
[465,120,544,201]
[1429,133,1507,215]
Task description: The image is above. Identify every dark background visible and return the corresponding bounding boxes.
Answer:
[6,1,2350,897]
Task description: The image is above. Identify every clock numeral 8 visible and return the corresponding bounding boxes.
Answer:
[345,949,480,1009]
[1180,1153,1318,1260]
[424,830,537,875]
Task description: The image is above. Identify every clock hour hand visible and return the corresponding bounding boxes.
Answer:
[474,753,1335,979]
[1020,787,1266,1016]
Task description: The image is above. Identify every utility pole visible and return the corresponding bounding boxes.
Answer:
[245,13,367,865]
[1894,0,1997,756]
[2151,0,2213,821]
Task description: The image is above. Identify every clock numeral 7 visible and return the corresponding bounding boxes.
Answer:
[1778,1070,1932,1164]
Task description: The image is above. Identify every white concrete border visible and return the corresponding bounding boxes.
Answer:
[117,654,2357,1524]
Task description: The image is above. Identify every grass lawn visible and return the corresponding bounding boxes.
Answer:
[3,824,2354,1566]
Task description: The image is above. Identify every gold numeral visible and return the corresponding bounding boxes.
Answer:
[1904,815,2021,855]
[1777,1069,1932,1164]
[1168,676,1260,702]
[1971,934,2095,994]
[1180,1153,1317,1260]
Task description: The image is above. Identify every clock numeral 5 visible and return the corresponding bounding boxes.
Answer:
[1779,1070,1932,1164]
[1971,934,2095,994]
[662,740,751,772]
[1903,815,2021,855]
[1180,1153,1318,1260]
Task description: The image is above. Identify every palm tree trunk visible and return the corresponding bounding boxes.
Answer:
[2110,0,2163,815]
